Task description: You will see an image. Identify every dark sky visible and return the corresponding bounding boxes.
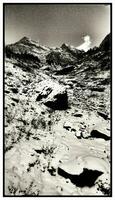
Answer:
[5,4,110,48]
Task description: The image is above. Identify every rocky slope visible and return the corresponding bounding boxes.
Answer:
[4,34,111,196]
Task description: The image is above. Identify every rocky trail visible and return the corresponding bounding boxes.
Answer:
[4,34,111,196]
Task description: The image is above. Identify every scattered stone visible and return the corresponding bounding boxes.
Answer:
[90,130,110,141]
[55,65,74,75]
[73,113,83,117]
[75,131,81,139]
[63,122,73,131]
[48,166,56,176]
[82,129,90,138]
[11,88,19,94]
[97,111,108,120]
[22,88,28,94]
[11,97,19,103]
[5,90,10,94]
[71,128,76,132]
[89,87,105,92]
[11,102,15,106]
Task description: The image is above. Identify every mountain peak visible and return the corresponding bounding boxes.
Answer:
[99,33,111,51]
[17,36,32,44]
[61,43,69,49]
[15,36,41,48]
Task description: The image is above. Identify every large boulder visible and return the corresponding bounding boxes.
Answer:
[58,156,108,175]
[36,80,68,110]
[44,90,68,110]
[58,156,109,187]
[90,130,110,141]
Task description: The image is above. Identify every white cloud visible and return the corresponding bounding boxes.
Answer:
[77,35,91,52]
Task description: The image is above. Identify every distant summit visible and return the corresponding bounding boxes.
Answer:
[17,36,31,44]
[15,36,40,47]
[5,33,111,68]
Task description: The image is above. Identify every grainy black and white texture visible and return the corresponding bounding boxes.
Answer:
[4,4,111,196]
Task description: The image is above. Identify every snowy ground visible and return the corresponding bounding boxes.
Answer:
[4,36,111,196]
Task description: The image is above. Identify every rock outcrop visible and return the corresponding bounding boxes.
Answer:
[58,156,109,187]
[36,80,68,110]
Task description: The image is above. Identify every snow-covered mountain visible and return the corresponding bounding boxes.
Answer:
[4,33,111,196]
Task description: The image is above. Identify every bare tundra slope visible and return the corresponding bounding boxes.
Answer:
[4,34,111,196]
